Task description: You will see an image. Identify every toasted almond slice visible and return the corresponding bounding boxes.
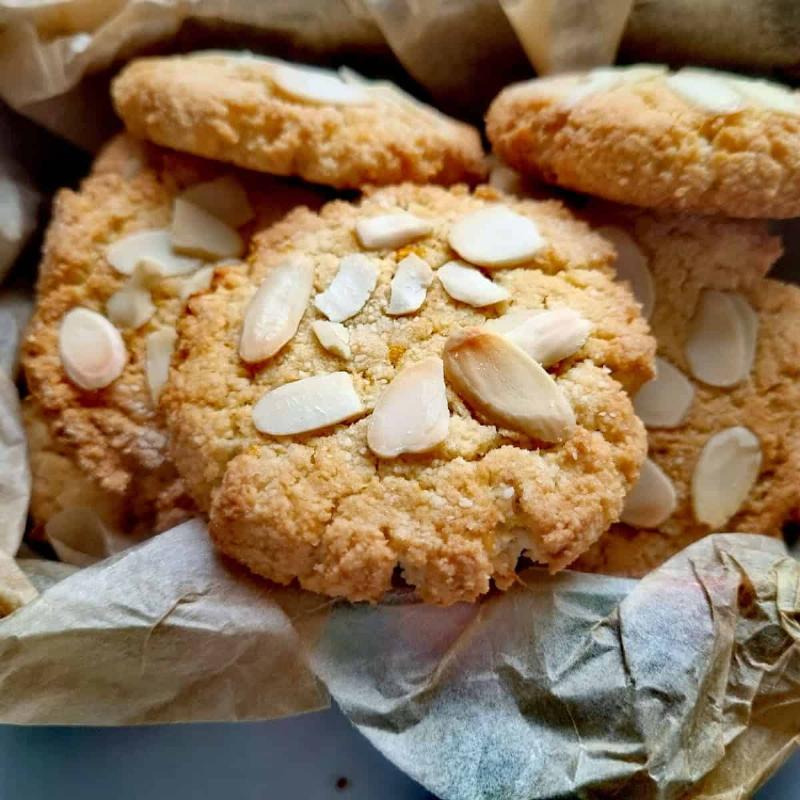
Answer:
[105,261,162,329]
[692,426,762,528]
[488,160,525,196]
[145,327,177,404]
[485,307,591,366]
[106,229,202,276]
[728,292,759,377]
[666,68,744,113]
[314,253,377,322]
[448,205,545,269]
[271,62,371,106]
[633,357,695,429]
[179,176,254,227]
[368,356,449,458]
[685,289,751,387]
[252,372,364,435]
[240,255,314,363]
[443,328,575,442]
[437,260,509,307]
[620,458,677,528]
[176,265,215,301]
[355,213,432,250]
[59,308,127,390]
[727,76,800,114]
[312,320,351,359]
[596,226,655,319]
[387,254,434,316]
[171,198,244,260]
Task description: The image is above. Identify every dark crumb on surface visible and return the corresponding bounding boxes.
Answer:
[335,776,349,790]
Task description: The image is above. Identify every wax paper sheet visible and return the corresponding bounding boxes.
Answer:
[0,372,29,557]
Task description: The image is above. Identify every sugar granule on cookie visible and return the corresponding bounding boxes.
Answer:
[487,64,800,218]
[21,133,323,540]
[112,52,487,190]
[573,209,798,578]
[163,183,656,605]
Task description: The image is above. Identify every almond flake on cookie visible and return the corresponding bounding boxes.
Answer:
[596,226,655,319]
[106,229,201,277]
[271,62,371,106]
[620,458,676,528]
[355,213,432,250]
[387,254,434,316]
[314,253,378,322]
[312,320,351,359]
[633,357,695,429]
[145,327,177,404]
[59,308,127,390]
[179,176,254,227]
[252,372,365,435]
[106,261,161,329]
[437,260,509,307]
[367,356,449,458]
[171,198,244,260]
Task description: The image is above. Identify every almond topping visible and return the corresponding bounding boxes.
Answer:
[367,356,449,458]
[145,327,177,405]
[685,289,756,387]
[314,253,377,322]
[487,159,525,196]
[666,68,744,113]
[443,327,575,442]
[448,205,545,268]
[252,372,365,435]
[620,458,677,528]
[437,260,509,307]
[106,261,162,329]
[727,76,800,114]
[240,255,314,363]
[179,176,254,227]
[271,62,371,106]
[387,254,434,315]
[355,213,432,250]
[692,427,762,528]
[633,357,695,429]
[171,197,244,260]
[312,320,351,359]
[597,226,655,319]
[106,229,201,276]
[485,307,591,366]
[176,265,215,301]
[59,308,127,390]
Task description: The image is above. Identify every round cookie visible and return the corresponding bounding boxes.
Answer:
[487,64,800,218]
[22,133,323,539]
[163,183,656,605]
[573,209,795,578]
[112,52,487,190]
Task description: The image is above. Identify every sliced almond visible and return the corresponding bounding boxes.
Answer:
[368,356,449,458]
[727,76,800,114]
[488,161,525,196]
[271,62,371,106]
[437,260,509,307]
[145,327,177,405]
[176,265,215,301]
[312,320,351,359]
[179,176,254,227]
[728,292,759,377]
[633,357,695,428]
[105,261,162,329]
[314,253,377,322]
[387,254,434,316]
[171,198,244,260]
[448,205,545,269]
[596,226,655,319]
[620,458,677,528]
[685,289,754,387]
[485,307,591,367]
[692,426,762,528]
[59,308,127,390]
[443,328,575,442]
[240,255,314,363]
[355,213,432,251]
[106,229,201,277]
[252,372,364,435]
[666,68,744,113]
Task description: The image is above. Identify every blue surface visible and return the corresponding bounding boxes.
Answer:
[0,706,795,799]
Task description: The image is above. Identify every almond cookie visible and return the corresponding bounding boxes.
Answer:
[112,52,486,190]
[163,183,655,605]
[573,209,796,578]
[21,133,323,538]
[487,64,800,218]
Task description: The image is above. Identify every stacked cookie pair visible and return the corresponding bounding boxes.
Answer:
[20,53,800,604]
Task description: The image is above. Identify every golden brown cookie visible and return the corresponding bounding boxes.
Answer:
[112,52,487,190]
[163,183,656,605]
[573,208,794,578]
[487,64,800,218]
[21,133,322,538]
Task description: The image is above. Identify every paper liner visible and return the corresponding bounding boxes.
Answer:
[0,373,30,556]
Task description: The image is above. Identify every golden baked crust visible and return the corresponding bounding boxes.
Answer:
[163,183,655,604]
[487,68,800,218]
[21,134,321,536]
[574,208,793,578]
[112,53,487,190]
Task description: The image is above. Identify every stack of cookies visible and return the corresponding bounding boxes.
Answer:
[20,53,800,604]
